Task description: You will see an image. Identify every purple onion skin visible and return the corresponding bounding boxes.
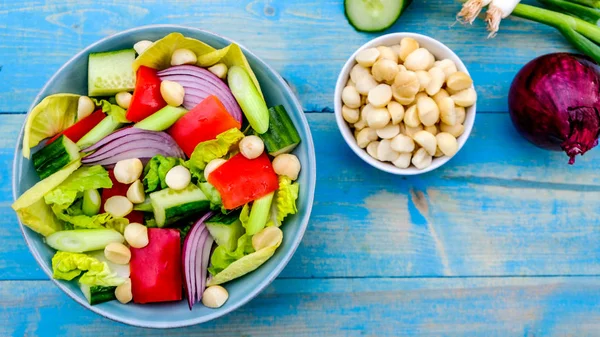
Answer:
[509,53,600,164]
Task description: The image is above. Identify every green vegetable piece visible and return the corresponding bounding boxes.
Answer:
[258,105,301,156]
[228,66,270,134]
[76,99,129,148]
[199,182,224,211]
[143,155,185,193]
[245,192,275,236]
[22,93,79,158]
[44,165,112,208]
[134,106,188,131]
[208,234,255,275]
[88,49,136,96]
[32,135,81,180]
[205,210,244,252]
[344,0,411,33]
[149,184,210,227]
[207,232,282,286]
[52,251,125,286]
[15,199,64,237]
[12,160,82,211]
[80,283,117,305]
[267,176,300,227]
[188,128,244,173]
[46,229,124,253]
[82,189,101,216]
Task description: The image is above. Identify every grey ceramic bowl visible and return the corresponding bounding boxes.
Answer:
[12,25,316,328]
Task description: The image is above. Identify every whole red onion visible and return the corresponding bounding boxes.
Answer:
[508,53,600,164]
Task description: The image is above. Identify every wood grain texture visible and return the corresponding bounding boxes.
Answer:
[4,113,600,280]
[2,277,600,336]
[0,0,574,113]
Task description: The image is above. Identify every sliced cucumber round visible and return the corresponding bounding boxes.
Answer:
[344,0,407,33]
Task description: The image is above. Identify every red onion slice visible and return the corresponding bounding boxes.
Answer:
[83,135,174,160]
[81,127,149,152]
[182,212,215,310]
[157,65,243,123]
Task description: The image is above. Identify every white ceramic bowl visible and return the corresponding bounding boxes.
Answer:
[334,33,477,175]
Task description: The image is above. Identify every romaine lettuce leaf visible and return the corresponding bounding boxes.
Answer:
[143,155,185,193]
[188,128,244,171]
[267,176,300,227]
[207,232,282,286]
[12,160,82,236]
[15,199,64,236]
[91,98,129,123]
[22,94,80,158]
[44,165,112,208]
[52,251,125,286]
[133,32,214,71]
[208,234,254,276]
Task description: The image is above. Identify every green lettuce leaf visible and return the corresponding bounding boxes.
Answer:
[143,155,185,193]
[91,98,129,123]
[22,94,80,158]
[15,199,64,236]
[12,160,82,237]
[188,128,244,171]
[44,165,112,209]
[52,251,125,286]
[208,234,254,276]
[133,32,214,71]
[207,232,282,286]
[50,200,127,231]
[267,176,300,227]
[239,204,250,230]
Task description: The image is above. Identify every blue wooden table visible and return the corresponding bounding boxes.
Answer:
[2,1,600,336]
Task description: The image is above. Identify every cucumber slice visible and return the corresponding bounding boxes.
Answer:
[258,105,301,156]
[82,189,101,216]
[32,135,80,179]
[149,184,210,227]
[45,229,124,253]
[205,210,244,251]
[344,0,409,32]
[88,49,136,96]
[80,283,116,305]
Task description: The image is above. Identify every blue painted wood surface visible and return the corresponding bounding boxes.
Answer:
[1,0,598,336]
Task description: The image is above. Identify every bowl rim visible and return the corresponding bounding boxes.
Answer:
[12,24,316,329]
[334,32,477,175]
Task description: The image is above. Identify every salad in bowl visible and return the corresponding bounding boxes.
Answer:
[12,27,314,327]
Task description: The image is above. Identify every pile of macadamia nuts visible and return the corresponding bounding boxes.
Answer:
[341,38,477,170]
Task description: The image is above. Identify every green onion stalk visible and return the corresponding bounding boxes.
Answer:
[456,0,600,64]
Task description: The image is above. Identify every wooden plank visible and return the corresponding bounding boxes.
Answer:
[0,0,573,113]
[4,113,600,280]
[1,277,600,336]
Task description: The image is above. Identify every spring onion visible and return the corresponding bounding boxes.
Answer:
[456,0,600,64]
[565,0,600,9]
[539,0,600,24]
[457,0,492,24]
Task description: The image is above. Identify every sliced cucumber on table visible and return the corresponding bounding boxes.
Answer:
[344,0,412,32]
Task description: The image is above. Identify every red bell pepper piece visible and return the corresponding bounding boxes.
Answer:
[101,170,144,224]
[168,95,241,157]
[126,66,167,122]
[130,228,182,304]
[47,109,106,144]
[208,153,279,210]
